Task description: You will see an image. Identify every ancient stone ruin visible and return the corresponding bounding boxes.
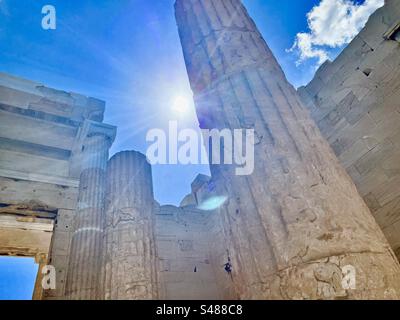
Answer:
[0,0,400,300]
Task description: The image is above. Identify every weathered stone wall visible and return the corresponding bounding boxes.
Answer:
[155,174,238,300]
[102,151,157,300]
[176,0,400,299]
[298,0,400,260]
[155,204,223,300]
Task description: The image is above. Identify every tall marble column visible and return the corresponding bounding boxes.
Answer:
[102,151,157,300]
[65,121,116,300]
[175,0,400,299]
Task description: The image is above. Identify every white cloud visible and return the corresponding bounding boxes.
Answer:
[289,0,384,66]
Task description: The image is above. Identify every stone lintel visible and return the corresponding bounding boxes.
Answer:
[0,72,106,121]
[0,168,80,188]
[0,137,71,160]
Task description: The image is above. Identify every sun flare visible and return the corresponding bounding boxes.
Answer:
[172,95,190,115]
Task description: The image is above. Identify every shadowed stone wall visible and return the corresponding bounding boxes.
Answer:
[155,204,222,299]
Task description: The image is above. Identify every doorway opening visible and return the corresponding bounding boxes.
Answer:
[0,256,38,300]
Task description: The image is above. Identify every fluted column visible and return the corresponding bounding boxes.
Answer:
[175,0,400,299]
[102,151,157,300]
[66,122,115,300]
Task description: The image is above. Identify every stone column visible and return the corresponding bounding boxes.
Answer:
[102,151,157,300]
[175,0,400,299]
[65,122,115,300]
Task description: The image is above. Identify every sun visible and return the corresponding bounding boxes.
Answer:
[172,95,190,115]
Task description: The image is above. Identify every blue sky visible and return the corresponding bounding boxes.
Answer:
[0,0,326,206]
[0,0,382,205]
[0,256,38,299]
[0,0,383,299]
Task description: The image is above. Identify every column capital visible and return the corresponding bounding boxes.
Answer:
[79,120,117,144]
[70,120,116,177]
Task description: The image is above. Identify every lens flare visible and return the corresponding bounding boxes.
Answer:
[197,196,228,211]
